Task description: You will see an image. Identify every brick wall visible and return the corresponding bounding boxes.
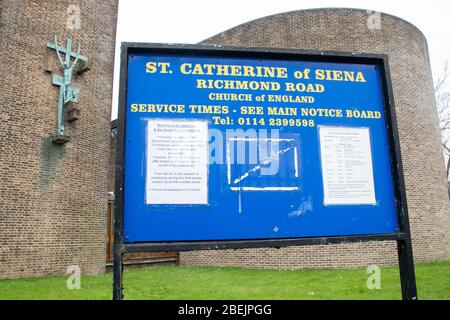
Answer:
[2,4,447,277]
[0,0,118,278]
[180,9,450,269]
[108,120,117,195]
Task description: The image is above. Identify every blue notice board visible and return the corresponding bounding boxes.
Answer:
[121,47,399,243]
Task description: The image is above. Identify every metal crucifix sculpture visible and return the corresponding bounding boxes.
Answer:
[47,36,89,144]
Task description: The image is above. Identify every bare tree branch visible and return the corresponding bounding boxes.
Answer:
[435,61,449,93]
[435,59,450,181]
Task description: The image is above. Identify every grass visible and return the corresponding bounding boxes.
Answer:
[0,261,449,300]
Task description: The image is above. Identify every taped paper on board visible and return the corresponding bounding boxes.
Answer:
[319,126,376,206]
[146,119,208,205]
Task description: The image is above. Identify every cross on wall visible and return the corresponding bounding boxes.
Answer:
[47,36,90,145]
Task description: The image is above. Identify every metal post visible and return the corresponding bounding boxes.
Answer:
[380,55,418,301]
[113,205,124,300]
[112,43,128,301]
[397,238,418,300]
[112,249,123,300]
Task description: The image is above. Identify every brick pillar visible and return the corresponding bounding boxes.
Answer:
[0,0,119,278]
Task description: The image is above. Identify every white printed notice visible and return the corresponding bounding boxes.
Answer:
[146,119,208,205]
[319,126,376,206]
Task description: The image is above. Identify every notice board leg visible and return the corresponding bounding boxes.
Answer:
[113,250,123,300]
[397,238,417,300]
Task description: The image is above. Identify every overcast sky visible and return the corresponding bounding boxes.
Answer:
[111,0,450,119]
